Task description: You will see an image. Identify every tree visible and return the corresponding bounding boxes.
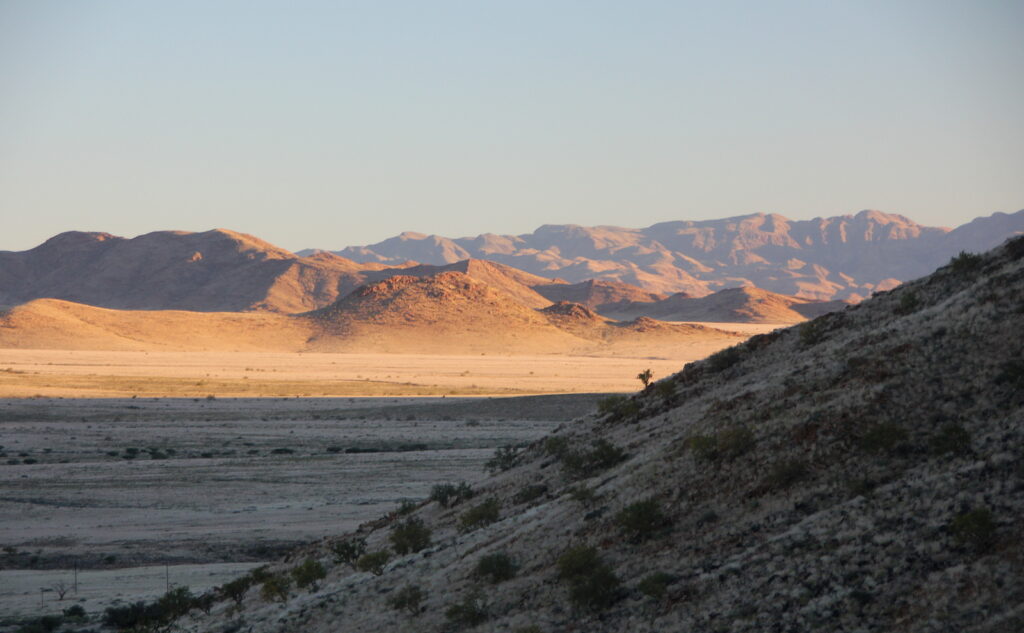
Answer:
[637,368,653,389]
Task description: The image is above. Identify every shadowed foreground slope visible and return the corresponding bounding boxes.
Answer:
[155,239,1024,631]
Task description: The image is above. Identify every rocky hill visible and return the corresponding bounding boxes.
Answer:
[534,279,667,313]
[605,286,851,324]
[168,236,1023,632]
[319,209,1024,300]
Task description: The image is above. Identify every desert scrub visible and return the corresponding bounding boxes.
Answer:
[637,572,676,600]
[597,395,641,424]
[930,423,971,456]
[799,319,827,346]
[486,445,519,473]
[390,516,432,555]
[615,498,672,543]
[858,422,908,453]
[556,545,621,611]
[896,291,921,315]
[514,483,548,504]
[706,346,743,372]
[950,508,996,552]
[473,552,517,583]
[764,458,809,489]
[949,250,983,274]
[330,537,367,568]
[568,485,599,506]
[688,426,754,462]
[543,436,571,458]
[356,551,391,576]
[219,575,254,605]
[445,591,488,628]
[260,573,291,602]
[430,482,474,508]
[291,558,326,591]
[459,497,501,532]
[559,439,627,479]
[387,585,425,616]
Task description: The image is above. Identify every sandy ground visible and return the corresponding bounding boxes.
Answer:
[0,395,599,620]
[0,347,778,398]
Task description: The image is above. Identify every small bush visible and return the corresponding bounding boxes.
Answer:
[931,423,971,456]
[615,498,671,543]
[689,427,754,461]
[597,395,642,424]
[707,346,742,371]
[557,545,620,611]
[192,591,216,614]
[390,516,432,555]
[157,586,194,620]
[765,458,809,489]
[387,584,424,616]
[291,558,327,591]
[445,591,488,628]
[459,497,501,532]
[430,482,474,508]
[654,380,677,402]
[560,439,627,479]
[637,571,675,600]
[473,552,517,583]
[356,550,391,575]
[259,574,291,602]
[799,320,826,346]
[330,537,367,568]
[568,485,598,506]
[485,445,519,474]
[858,422,908,453]
[17,615,63,633]
[220,575,254,605]
[949,251,982,274]
[951,508,996,552]
[896,292,920,315]
[514,484,548,504]
[543,436,571,458]
[62,604,86,619]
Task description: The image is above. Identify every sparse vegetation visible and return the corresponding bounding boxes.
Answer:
[896,291,920,315]
[557,545,621,611]
[514,483,548,504]
[949,250,983,274]
[291,557,327,591]
[220,575,254,605]
[858,422,908,453]
[260,573,291,602]
[688,426,754,461]
[459,497,501,532]
[390,516,432,555]
[799,319,827,346]
[707,346,743,371]
[473,552,517,583]
[637,368,653,388]
[430,482,474,508]
[615,498,672,543]
[950,508,996,552]
[485,445,519,473]
[330,537,367,568]
[445,591,489,628]
[930,423,971,456]
[559,439,627,479]
[638,571,675,600]
[356,550,391,575]
[387,584,425,616]
[569,485,598,506]
[765,458,809,489]
[597,395,642,424]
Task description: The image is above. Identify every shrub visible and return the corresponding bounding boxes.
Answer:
[568,485,598,506]
[330,537,367,568]
[514,484,548,504]
[654,380,677,402]
[62,604,86,619]
[637,571,675,600]
[707,346,743,371]
[192,591,216,614]
[949,250,982,274]
[356,550,391,575]
[556,545,620,611]
[473,552,517,583]
[799,320,826,346]
[430,482,475,508]
[896,291,920,315]
[931,423,971,455]
[291,558,327,591]
[390,516,432,555]
[260,574,291,602]
[615,498,672,543]
[560,439,627,479]
[596,395,641,424]
[104,602,157,629]
[765,458,809,489]
[543,436,571,458]
[637,368,653,388]
[485,445,519,474]
[459,498,501,532]
[17,615,63,633]
[858,422,908,453]
[157,586,194,620]
[220,575,254,605]
[445,591,488,628]
[387,584,424,616]
[951,508,996,552]
[689,427,754,461]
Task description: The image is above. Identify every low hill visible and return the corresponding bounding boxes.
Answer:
[605,285,850,323]
[534,279,667,312]
[175,237,1023,632]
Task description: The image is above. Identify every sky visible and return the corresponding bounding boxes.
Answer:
[1,0,1022,253]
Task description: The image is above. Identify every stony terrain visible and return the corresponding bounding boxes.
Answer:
[603,286,851,323]
[140,236,1023,633]
[324,209,1024,299]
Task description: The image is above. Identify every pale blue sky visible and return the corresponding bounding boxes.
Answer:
[1,0,1022,252]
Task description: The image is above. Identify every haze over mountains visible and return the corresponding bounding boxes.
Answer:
[314,209,1024,300]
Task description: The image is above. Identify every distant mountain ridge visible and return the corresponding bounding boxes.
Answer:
[311,209,1024,300]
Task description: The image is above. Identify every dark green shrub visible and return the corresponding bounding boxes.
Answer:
[330,537,367,568]
[473,552,517,583]
[514,484,548,504]
[556,545,620,611]
[707,346,742,371]
[596,395,641,423]
[220,575,254,605]
[459,497,501,532]
[445,591,488,628]
[951,508,996,552]
[62,604,86,619]
[654,380,677,402]
[157,586,194,619]
[543,436,571,458]
[615,498,671,543]
[260,573,291,602]
[390,516,432,555]
[291,558,327,591]
[568,485,598,506]
[387,584,424,616]
[560,439,627,479]
[430,482,474,508]
[16,615,63,633]
[799,320,826,346]
[637,368,653,388]
[104,602,156,629]
[192,591,216,614]
[949,251,982,274]
[485,445,519,474]
[931,423,971,455]
[765,458,809,489]
[858,422,908,453]
[396,499,419,515]
[896,292,920,315]
[689,427,754,461]
[356,550,391,575]
[637,571,675,600]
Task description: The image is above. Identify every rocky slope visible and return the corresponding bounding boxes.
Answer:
[604,286,851,324]
[320,209,1024,300]
[172,236,1023,632]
